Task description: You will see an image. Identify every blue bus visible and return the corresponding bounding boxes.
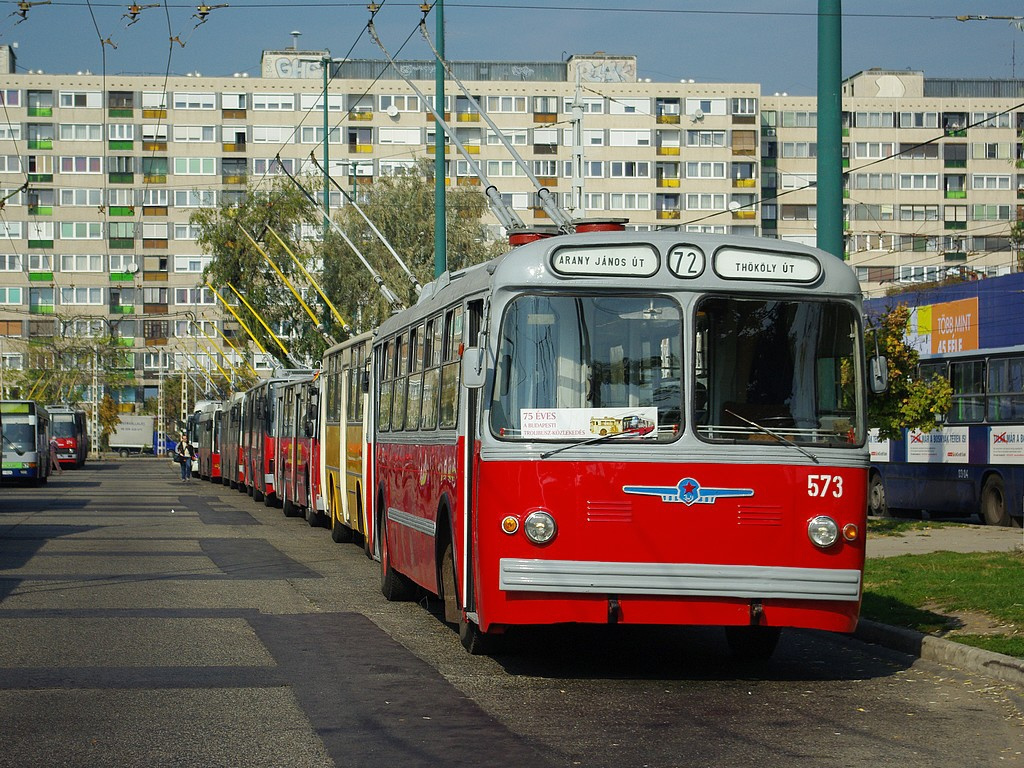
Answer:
[865,272,1024,527]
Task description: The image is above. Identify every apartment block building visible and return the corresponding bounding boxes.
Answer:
[0,45,1020,406]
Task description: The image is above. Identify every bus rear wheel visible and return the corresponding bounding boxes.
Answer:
[980,476,1011,527]
[380,518,415,602]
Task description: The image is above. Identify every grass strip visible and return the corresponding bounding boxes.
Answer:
[862,549,1024,658]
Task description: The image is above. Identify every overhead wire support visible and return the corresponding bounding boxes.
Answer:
[276,158,404,310]
[309,153,422,295]
[417,13,575,233]
[225,281,297,365]
[366,17,526,234]
[206,281,270,358]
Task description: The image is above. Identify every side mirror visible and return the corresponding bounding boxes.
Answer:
[461,347,487,389]
[868,356,889,394]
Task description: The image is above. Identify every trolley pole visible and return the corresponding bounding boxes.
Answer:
[433,0,447,278]
[816,0,844,259]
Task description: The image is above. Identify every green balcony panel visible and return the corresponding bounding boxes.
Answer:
[27,108,52,117]
[108,108,133,118]
[29,305,55,315]
[109,206,135,216]
[27,206,52,215]
[109,272,135,282]
[27,140,52,150]
[28,272,53,282]
[108,140,134,150]
[27,240,53,249]
[109,238,134,249]
[108,173,134,184]
[27,174,53,183]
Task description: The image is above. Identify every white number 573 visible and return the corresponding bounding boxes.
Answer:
[807,474,844,498]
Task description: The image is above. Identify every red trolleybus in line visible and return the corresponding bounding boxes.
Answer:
[321,332,373,545]
[221,391,245,489]
[368,230,881,658]
[240,369,314,506]
[196,400,223,481]
[46,405,89,468]
[866,272,1024,527]
[276,372,324,523]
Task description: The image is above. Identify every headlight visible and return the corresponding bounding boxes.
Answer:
[807,515,839,548]
[523,510,557,545]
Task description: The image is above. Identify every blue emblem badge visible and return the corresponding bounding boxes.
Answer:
[622,477,754,506]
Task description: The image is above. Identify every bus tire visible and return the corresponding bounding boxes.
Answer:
[867,473,888,517]
[442,540,496,655]
[725,625,781,663]
[980,475,1011,527]
[282,493,297,517]
[380,517,415,602]
[253,486,264,503]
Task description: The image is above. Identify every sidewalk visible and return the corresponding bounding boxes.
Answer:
[857,522,1024,687]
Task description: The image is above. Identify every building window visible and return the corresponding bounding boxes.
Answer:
[60,287,104,305]
[173,157,216,175]
[59,223,103,241]
[252,93,295,111]
[59,123,102,141]
[172,92,215,110]
[59,156,102,174]
[0,287,22,305]
[59,90,101,108]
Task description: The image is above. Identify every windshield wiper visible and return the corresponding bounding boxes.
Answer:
[540,426,656,460]
[724,409,820,464]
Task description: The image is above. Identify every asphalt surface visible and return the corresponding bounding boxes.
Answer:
[860,519,1024,687]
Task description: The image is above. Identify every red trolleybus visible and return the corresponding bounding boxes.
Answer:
[321,332,373,545]
[371,231,878,658]
[276,372,324,523]
[46,405,89,468]
[240,370,314,505]
[196,400,223,481]
[221,391,245,489]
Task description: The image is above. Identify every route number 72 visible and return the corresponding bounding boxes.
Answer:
[807,474,844,498]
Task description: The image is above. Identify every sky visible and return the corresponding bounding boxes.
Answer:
[2,1,1023,95]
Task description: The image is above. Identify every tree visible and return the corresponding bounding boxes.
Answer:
[322,160,506,331]
[193,163,507,366]
[866,303,953,440]
[6,315,136,405]
[97,393,122,450]
[194,176,326,366]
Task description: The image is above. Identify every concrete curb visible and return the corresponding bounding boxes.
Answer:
[855,618,1024,687]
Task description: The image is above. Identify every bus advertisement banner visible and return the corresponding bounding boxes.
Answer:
[990,427,1024,464]
[519,407,658,439]
[906,297,979,356]
[906,427,969,463]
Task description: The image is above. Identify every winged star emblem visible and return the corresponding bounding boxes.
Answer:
[622,477,754,506]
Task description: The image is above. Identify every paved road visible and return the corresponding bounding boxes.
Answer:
[1,462,1021,767]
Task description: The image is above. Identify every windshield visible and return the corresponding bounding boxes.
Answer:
[4,417,35,451]
[694,296,863,447]
[490,294,682,442]
[51,417,76,438]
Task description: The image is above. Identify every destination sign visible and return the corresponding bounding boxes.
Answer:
[713,248,821,283]
[551,245,659,277]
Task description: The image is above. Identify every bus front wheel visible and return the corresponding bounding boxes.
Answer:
[980,476,1011,527]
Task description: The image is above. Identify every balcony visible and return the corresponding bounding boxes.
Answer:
[109,237,134,249]
[108,172,134,184]
[27,107,52,118]
[109,272,135,283]
[731,210,757,220]
[222,142,247,152]
[108,107,133,118]
[350,111,373,121]
[27,139,53,150]
[944,221,968,230]
[733,178,757,188]
[536,176,558,187]
[109,206,135,216]
[142,108,167,119]
[222,109,246,120]
[27,205,52,216]
[27,239,53,249]
[143,239,168,249]
[348,144,373,154]
[656,114,680,125]
[143,271,168,282]
[29,304,55,315]
[656,146,680,156]
[143,303,168,314]
[944,190,967,199]
[656,178,680,188]
[657,210,681,220]
[108,140,134,151]
[143,174,167,184]
[28,272,54,282]
[143,206,168,216]
[142,141,167,152]
[455,112,480,123]
[222,174,247,185]
[533,112,557,124]
[456,176,480,186]
[426,112,451,123]
[109,303,134,313]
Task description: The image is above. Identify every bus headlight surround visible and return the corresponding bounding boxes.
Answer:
[807,515,839,548]
[523,510,557,545]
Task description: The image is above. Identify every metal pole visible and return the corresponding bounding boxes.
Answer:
[322,57,331,230]
[816,0,844,259]
[433,0,447,278]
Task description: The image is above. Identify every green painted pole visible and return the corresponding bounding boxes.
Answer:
[816,0,844,259]
[433,0,447,278]
[323,57,330,230]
